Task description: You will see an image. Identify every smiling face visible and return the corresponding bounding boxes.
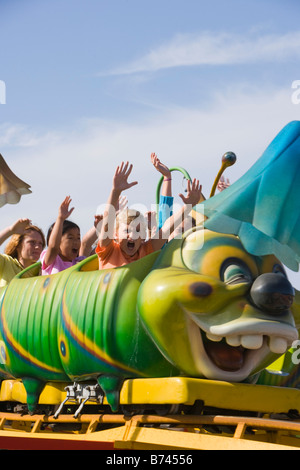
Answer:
[138,229,299,382]
[17,230,44,267]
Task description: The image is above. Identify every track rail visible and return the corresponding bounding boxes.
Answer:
[0,411,300,450]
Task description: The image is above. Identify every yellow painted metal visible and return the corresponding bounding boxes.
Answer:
[0,379,109,405]
[0,411,300,450]
[114,413,300,450]
[1,378,300,449]
[120,377,300,414]
[1,377,300,416]
[0,380,66,404]
[115,426,297,451]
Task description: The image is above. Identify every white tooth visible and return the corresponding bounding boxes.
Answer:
[206,333,223,342]
[241,335,263,350]
[269,337,288,354]
[226,336,241,347]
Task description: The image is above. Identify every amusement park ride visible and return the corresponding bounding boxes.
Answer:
[1,122,300,450]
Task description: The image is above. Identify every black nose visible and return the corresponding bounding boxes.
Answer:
[250,273,295,315]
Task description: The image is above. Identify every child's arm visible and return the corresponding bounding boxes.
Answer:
[79,215,103,257]
[99,162,137,248]
[151,153,173,229]
[0,218,31,246]
[150,179,202,251]
[44,196,74,267]
[151,153,172,197]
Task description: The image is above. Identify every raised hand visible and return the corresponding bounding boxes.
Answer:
[150,153,171,178]
[10,218,31,234]
[99,163,137,247]
[179,179,202,207]
[94,213,104,227]
[113,162,138,194]
[217,175,230,192]
[58,196,74,220]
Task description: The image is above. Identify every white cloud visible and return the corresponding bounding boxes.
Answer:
[0,123,58,148]
[103,30,300,75]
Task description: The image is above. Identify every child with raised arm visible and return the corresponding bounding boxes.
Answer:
[96,161,202,270]
[151,152,203,239]
[41,196,99,275]
[151,152,173,230]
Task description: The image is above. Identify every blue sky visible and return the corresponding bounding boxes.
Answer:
[1,0,300,284]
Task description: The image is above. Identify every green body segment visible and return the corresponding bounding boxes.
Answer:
[0,252,179,410]
[0,267,70,381]
[57,252,176,380]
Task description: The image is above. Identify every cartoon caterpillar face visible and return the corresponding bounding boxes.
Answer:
[138,229,299,382]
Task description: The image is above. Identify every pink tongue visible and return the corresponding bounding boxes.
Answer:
[205,342,244,372]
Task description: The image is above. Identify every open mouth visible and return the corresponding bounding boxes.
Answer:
[187,315,298,381]
[202,332,292,372]
[127,241,136,251]
[203,335,245,372]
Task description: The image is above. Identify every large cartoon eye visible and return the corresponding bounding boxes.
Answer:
[272,264,287,278]
[221,259,253,285]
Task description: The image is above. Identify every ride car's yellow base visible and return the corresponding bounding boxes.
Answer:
[2,376,300,415]
[0,377,300,449]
